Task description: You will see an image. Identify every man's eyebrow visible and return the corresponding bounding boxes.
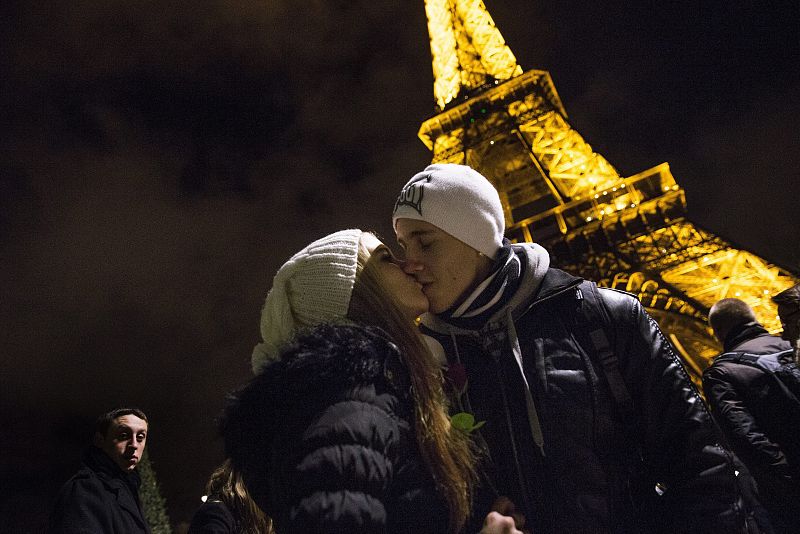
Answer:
[400,229,434,243]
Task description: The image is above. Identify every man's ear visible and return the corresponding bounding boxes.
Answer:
[93,432,104,448]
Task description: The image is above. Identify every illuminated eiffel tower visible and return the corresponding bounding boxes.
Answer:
[417,0,798,386]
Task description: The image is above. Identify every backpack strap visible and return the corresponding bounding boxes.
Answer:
[713,349,795,373]
[576,283,636,416]
[713,350,800,420]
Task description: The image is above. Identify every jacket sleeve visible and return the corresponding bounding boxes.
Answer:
[49,476,113,534]
[602,289,745,533]
[704,365,795,484]
[187,500,236,534]
[276,385,404,534]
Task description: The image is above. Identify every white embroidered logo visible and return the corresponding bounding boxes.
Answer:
[394,174,430,215]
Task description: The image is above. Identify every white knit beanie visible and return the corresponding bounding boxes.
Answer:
[251,229,363,373]
[392,164,505,259]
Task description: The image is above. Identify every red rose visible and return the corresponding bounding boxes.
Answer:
[446,361,468,395]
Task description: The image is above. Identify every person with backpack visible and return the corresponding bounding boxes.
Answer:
[706,298,791,356]
[392,163,751,534]
[774,284,800,359]
[703,293,800,533]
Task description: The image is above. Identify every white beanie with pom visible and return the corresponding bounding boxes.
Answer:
[251,229,363,373]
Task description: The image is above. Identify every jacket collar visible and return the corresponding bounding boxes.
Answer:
[723,321,770,352]
[83,446,147,528]
[83,446,134,481]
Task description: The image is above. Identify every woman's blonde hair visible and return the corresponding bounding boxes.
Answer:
[205,459,274,534]
[347,234,478,533]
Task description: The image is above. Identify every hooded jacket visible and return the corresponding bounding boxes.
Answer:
[421,242,747,534]
[703,322,798,532]
[49,446,151,534]
[222,323,449,534]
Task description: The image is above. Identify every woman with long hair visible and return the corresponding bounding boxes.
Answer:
[187,459,274,534]
[221,229,483,533]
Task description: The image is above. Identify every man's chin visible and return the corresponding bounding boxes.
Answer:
[423,288,460,314]
[121,459,138,471]
[422,289,445,314]
[429,301,450,314]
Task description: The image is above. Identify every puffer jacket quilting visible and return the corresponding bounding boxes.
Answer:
[222,323,448,534]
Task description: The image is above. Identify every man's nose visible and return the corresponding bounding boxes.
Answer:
[402,257,423,274]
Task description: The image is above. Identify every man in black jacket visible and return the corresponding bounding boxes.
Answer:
[703,297,794,532]
[393,163,752,533]
[50,408,152,533]
[707,298,791,356]
[774,284,800,357]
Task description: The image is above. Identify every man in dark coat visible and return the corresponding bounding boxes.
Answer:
[703,297,797,532]
[774,284,800,358]
[50,408,151,534]
[707,297,791,355]
[393,163,752,533]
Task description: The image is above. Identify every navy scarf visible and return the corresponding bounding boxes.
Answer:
[437,241,524,330]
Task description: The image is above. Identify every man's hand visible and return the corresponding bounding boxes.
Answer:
[478,496,529,533]
[479,511,523,534]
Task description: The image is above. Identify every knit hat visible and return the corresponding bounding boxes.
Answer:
[392,163,505,258]
[251,229,363,373]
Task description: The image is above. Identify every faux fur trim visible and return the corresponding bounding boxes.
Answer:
[220,323,406,495]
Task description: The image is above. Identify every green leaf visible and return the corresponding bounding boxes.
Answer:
[450,412,485,434]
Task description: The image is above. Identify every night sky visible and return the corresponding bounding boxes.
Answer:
[2,0,798,530]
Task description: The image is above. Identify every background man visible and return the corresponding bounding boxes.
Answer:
[774,284,800,358]
[50,407,151,533]
[707,297,790,355]
[703,298,793,531]
[393,163,750,533]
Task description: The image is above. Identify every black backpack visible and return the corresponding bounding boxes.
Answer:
[712,349,800,409]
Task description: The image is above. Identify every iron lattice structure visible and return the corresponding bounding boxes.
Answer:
[419,0,798,387]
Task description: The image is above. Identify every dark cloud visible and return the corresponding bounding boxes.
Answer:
[1,0,798,529]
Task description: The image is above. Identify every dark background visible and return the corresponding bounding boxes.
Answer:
[2,0,798,530]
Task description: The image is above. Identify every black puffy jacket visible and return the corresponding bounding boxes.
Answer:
[222,323,449,534]
[421,244,748,534]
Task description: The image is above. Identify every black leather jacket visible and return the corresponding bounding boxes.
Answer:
[422,250,748,534]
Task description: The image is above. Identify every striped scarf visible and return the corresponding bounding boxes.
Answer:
[437,241,523,330]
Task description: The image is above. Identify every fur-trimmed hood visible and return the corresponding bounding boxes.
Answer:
[221,323,410,492]
[219,323,448,534]
[256,323,405,395]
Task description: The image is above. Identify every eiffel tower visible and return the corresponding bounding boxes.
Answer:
[417,0,798,387]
